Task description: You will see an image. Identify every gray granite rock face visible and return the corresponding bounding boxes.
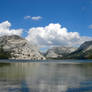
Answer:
[77,40,92,52]
[65,40,92,59]
[46,47,77,59]
[0,35,45,60]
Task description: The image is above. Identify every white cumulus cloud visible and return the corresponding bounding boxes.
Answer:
[32,16,42,20]
[0,21,23,36]
[24,16,31,19]
[24,16,42,20]
[0,21,91,48]
[26,23,92,47]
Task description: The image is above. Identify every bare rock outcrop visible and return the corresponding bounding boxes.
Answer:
[46,47,76,59]
[66,40,92,59]
[0,35,45,60]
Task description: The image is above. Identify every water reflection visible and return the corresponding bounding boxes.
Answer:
[0,62,92,92]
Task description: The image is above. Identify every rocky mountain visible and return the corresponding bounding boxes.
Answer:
[45,47,77,59]
[0,35,91,60]
[65,40,92,59]
[0,35,45,60]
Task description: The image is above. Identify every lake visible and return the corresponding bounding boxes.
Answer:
[0,60,92,92]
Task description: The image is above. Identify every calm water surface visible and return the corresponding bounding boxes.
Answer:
[0,60,92,92]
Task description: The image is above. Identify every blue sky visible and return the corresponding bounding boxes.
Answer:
[0,0,92,36]
[0,0,92,49]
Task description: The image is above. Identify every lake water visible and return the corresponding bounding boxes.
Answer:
[0,60,92,92]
